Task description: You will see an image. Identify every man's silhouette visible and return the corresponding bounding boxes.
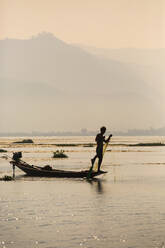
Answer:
[91,126,112,172]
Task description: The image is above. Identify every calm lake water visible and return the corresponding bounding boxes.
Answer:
[0,136,165,248]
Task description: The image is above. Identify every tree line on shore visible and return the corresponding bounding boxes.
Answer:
[0,127,165,137]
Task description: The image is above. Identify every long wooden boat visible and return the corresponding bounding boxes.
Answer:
[10,153,107,178]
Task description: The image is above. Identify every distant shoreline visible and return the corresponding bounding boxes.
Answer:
[0,129,165,137]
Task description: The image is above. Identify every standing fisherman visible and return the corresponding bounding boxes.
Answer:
[91,126,112,172]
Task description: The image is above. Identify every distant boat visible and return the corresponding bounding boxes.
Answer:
[10,152,107,178]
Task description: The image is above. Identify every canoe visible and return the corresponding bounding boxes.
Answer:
[10,154,107,178]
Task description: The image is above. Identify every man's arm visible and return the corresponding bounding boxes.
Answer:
[105,134,113,143]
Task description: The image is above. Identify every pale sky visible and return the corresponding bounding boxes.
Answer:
[1,0,165,48]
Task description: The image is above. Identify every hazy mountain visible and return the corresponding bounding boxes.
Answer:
[77,44,165,97]
[0,32,164,132]
[77,45,165,66]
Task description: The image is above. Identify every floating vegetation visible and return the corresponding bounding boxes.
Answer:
[13,139,34,144]
[0,155,8,159]
[0,175,14,181]
[83,143,95,147]
[55,144,79,147]
[55,143,95,147]
[52,150,68,158]
[0,149,7,153]
[129,142,165,147]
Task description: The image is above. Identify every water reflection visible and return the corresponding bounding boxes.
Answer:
[87,178,105,194]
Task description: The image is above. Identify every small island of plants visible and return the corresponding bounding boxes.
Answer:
[83,143,94,147]
[129,142,165,147]
[0,149,7,153]
[55,144,78,147]
[52,150,68,158]
[0,175,14,181]
[13,139,34,144]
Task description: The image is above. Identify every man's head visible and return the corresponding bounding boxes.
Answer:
[100,126,106,134]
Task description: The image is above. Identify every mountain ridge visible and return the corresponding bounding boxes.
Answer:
[0,32,164,132]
